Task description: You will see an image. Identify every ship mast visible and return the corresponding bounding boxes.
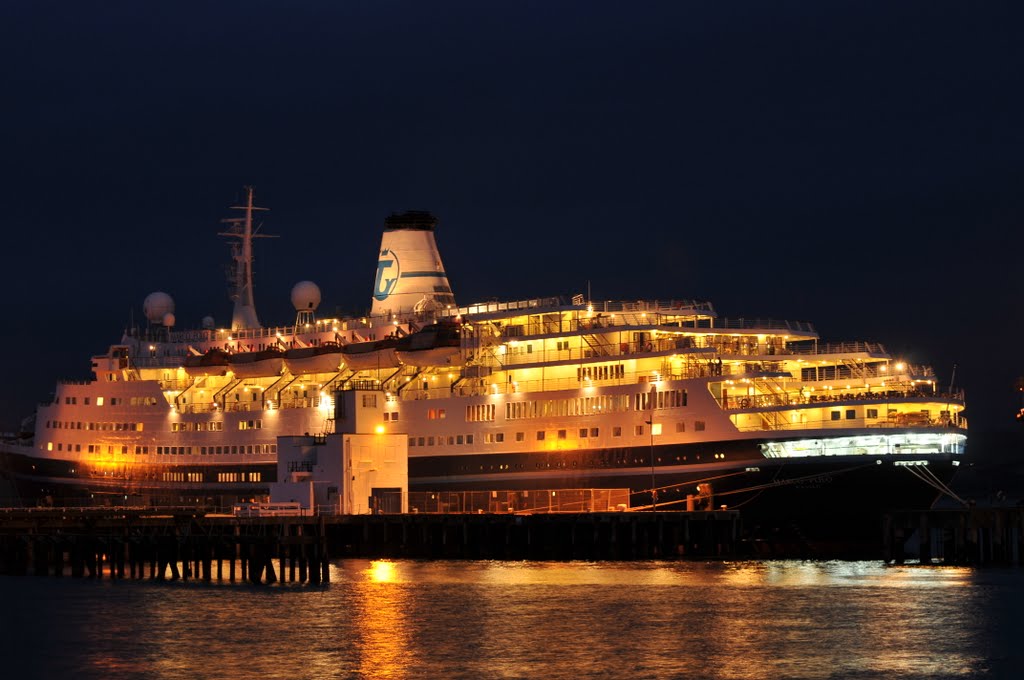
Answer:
[219,186,277,331]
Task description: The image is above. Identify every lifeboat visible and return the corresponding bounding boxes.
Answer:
[395,322,464,366]
[284,342,345,375]
[226,347,285,378]
[183,348,230,377]
[340,337,400,371]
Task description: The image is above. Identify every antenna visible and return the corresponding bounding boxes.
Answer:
[217,186,278,331]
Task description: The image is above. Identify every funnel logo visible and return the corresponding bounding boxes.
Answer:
[373,249,401,301]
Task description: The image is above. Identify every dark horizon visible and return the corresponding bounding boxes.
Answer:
[3,2,1023,445]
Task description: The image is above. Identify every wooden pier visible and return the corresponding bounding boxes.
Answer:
[0,509,743,583]
[883,507,1024,566]
[0,509,332,585]
[331,510,741,560]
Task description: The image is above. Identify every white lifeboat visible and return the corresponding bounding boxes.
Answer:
[183,348,230,377]
[395,322,464,366]
[283,342,345,375]
[227,347,285,378]
[341,337,401,371]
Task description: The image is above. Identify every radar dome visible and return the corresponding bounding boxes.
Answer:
[201,316,215,330]
[143,292,175,324]
[162,313,176,328]
[291,281,321,311]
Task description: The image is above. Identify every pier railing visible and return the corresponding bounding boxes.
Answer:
[406,489,631,514]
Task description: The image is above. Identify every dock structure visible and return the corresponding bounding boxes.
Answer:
[883,507,1024,566]
[0,509,331,585]
[0,509,743,582]
[332,510,740,560]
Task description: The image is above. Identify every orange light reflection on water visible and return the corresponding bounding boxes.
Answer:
[352,560,410,677]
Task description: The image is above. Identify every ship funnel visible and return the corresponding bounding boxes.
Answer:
[370,211,455,317]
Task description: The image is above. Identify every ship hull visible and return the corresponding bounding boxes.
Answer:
[405,437,960,546]
[0,443,275,508]
[2,434,956,521]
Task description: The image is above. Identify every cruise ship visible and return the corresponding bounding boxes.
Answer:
[0,189,966,523]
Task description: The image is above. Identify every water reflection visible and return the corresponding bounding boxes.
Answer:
[350,560,411,677]
[368,559,399,583]
[1,560,1018,679]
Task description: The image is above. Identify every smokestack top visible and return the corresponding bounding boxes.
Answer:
[384,211,438,231]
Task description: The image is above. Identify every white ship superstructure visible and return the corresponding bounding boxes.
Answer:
[0,191,966,517]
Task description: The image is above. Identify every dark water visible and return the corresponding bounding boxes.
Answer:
[1,560,1022,679]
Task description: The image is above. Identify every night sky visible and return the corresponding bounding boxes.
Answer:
[3,2,1023,448]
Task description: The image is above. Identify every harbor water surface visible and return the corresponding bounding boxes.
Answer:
[2,559,1022,679]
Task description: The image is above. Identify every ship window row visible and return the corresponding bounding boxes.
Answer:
[47,420,145,432]
[384,412,399,421]
[160,472,205,483]
[428,408,447,420]
[634,389,687,410]
[170,421,225,432]
[403,421,706,450]
[238,420,263,430]
[453,450,723,474]
[49,442,274,456]
[410,434,476,447]
[62,396,155,406]
[216,472,263,483]
[829,408,926,422]
[505,395,632,420]
[67,443,281,456]
[499,391,686,421]
[467,404,496,422]
[201,444,276,455]
[160,471,263,483]
[576,365,626,382]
